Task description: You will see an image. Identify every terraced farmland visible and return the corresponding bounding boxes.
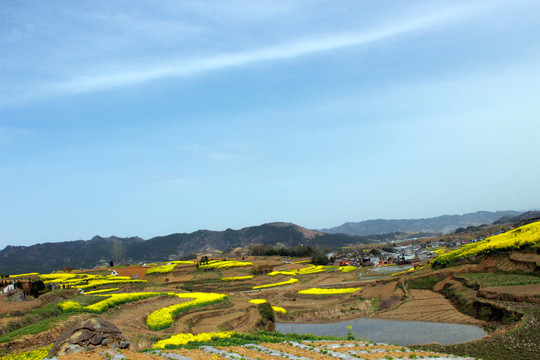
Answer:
[376,289,484,324]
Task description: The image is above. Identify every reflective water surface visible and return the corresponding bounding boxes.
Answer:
[276,318,487,345]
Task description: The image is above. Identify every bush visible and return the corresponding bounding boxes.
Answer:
[256,302,275,331]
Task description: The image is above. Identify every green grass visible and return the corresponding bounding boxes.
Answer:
[456,273,540,288]
[406,275,443,290]
[0,313,73,343]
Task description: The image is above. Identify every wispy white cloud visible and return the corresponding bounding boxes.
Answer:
[2,1,494,106]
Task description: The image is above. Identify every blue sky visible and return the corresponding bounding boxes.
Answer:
[1,0,540,248]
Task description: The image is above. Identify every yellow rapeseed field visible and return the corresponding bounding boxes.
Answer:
[146,292,228,330]
[198,260,253,269]
[145,264,177,275]
[253,277,298,289]
[153,332,234,349]
[1,344,52,360]
[298,287,362,295]
[433,221,540,267]
[221,275,253,281]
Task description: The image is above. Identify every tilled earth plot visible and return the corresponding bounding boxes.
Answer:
[376,289,484,324]
[61,340,478,360]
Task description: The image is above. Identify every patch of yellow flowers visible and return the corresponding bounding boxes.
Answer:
[337,266,356,272]
[249,299,268,304]
[268,265,326,277]
[153,332,234,349]
[433,221,540,267]
[77,278,146,289]
[198,260,253,269]
[58,300,82,312]
[221,275,253,281]
[40,272,146,289]
[2,344,52,360]
[146,292,228,330]
[84,288,119,295]
[298,287,362,295]
[85,292,162,313]
[253,277,298,289]
[8,272,39,278]
[145,264,177,275]
[391,267,415,276]
[57,291,228,331]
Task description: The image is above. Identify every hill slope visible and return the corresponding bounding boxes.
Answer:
[0,223,392,274]
[320,210,520,236]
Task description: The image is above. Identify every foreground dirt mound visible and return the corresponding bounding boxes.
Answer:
[49,317,129,356]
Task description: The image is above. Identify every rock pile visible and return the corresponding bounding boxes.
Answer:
[48,318,129,356]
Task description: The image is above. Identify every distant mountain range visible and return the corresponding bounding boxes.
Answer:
[0,223,413,274]
[1,210,527,275]
[319,210,521,236]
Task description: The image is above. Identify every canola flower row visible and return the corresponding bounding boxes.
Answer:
[1,343,52,360]
[221,275,253,281]
[57,291,228,331]
[145,264,177,275]
[78,279,147,289]
[267,265,326,277]
[432,221,540,267]
[58,292,162,313]
[85,292,163,312]
[249,299,268,304]
[337,266,356,272]
[169,260,196,265]
[391,267,415,276]
[146,292,228,330]
[198,260,253,269]
[8,272,39,278]
[153,331,234,349]
[84,287,119,295]
[253,277,298,289]
[298,287,362,295]
[39,272,146,289]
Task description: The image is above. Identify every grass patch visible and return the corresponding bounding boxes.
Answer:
[406,275,442,290]
[0,313,73,343]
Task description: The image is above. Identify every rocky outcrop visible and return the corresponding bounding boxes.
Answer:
[48,318,129,356]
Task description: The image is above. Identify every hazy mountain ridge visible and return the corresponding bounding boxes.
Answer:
[0,223,379,274]
[319,210,521,236]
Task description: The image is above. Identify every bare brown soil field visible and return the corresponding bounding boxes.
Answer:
[0,296,41,315]
[510,252,540,266]
[478,283,540,303]
[481,283,540,296]
[115,266,149,279]
[376,289,484,325]
[356,280,397,299]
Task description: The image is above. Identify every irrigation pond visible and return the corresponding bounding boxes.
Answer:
[276,318,487,345]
